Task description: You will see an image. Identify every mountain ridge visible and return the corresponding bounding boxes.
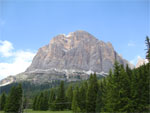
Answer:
[0,30,133,86]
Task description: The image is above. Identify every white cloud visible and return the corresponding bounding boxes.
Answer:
[0,40,36,80]
[128,42,135,47]
[0,40,14,57]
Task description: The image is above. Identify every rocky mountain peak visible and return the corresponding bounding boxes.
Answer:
[136,57,148,68]
[26,30,131,73]
[0,30,133,86]
[49,30,98,49]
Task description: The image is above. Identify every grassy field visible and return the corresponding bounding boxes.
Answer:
[0,109,72,113]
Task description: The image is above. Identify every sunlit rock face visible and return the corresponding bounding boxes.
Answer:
[136,57,148,68]
[26,30,131,73]
[0,30,133,86]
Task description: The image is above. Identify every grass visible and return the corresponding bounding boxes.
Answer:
[0,109,72,113]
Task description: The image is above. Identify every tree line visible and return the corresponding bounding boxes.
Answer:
[31,36,150,113]
[31,62,150,113]
[0,84,23,113]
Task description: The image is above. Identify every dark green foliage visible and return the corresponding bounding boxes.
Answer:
[72,87,80,113]
[103,63,130,112]
[32,95,38,110]
[0,81,61,96]
[33,91,49,111]
[4,84,23,113]
[55,81,66,111]
[23,96,28,109]
[96,82,103,113]
[43,91,49,111]
[16,84,23,113]
[145,36,150,62]
[3,63,150,113]
[49,88,56,111]
[38,92,45,110]
[101,62,150,113]
[0,92,6,110]
[78,82,87,112]
[4,86,16,113]
[130,64,150,112]
[86,73,98,113]
[66,85,73,110]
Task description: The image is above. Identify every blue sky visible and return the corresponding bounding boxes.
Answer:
[0,0,149,79]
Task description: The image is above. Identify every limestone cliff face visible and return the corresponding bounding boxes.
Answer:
[0,30,133,86]
[26,30,130,73]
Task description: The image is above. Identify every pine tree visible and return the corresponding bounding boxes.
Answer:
[38,92,45,110]
[55,81,66,111]
[78,82,87,112]
[35,94,40,110]
[0,92,6,111]
[43,91,49,110]
[145,36,150,62]
[4,86,16,112]
[33,95,38,110]
[103,62,122,112]
[66,85,73,110]
[16,84,23,113]
[102,59,150,112]
[96,81,103,113]
[117,65,131,112]
[130,64,150,112]
[23,96,27,109]
[86,73,98,113]
[99,77,107,112]
[4,84,23,113]
[49,88,56,111]
[72,87,80,113]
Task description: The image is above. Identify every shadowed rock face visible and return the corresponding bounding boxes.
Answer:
[26,30,131,73]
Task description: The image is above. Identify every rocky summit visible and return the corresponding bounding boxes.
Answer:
[0,30,133,86]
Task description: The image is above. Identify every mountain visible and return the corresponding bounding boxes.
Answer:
[0,30,133,86]
[136,57,148,68]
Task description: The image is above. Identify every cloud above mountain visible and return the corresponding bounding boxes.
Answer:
[128,41,136,47]
[0,40,36,80]
[0,40,14,57]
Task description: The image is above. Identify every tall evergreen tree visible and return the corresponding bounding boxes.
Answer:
[86,73,98,113]
[38,92,45,110]
[49,88,56,111]
[96,81,103,113]
[130,64,150,112]
[16,84,23,113]
[145,36,150,62]
[103,62,122,112]
[66,85,73,110]
[99,77,107,112]
[72,87,80,113]
[33,95,38,110]
[78,82,87,112]
[4,86,16,113]
[43,91,49,110]
[35,94,40,110]
[0,92,6,111]
[23,96,27,109]
[55,81,66,111]
[4,84,23,113]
